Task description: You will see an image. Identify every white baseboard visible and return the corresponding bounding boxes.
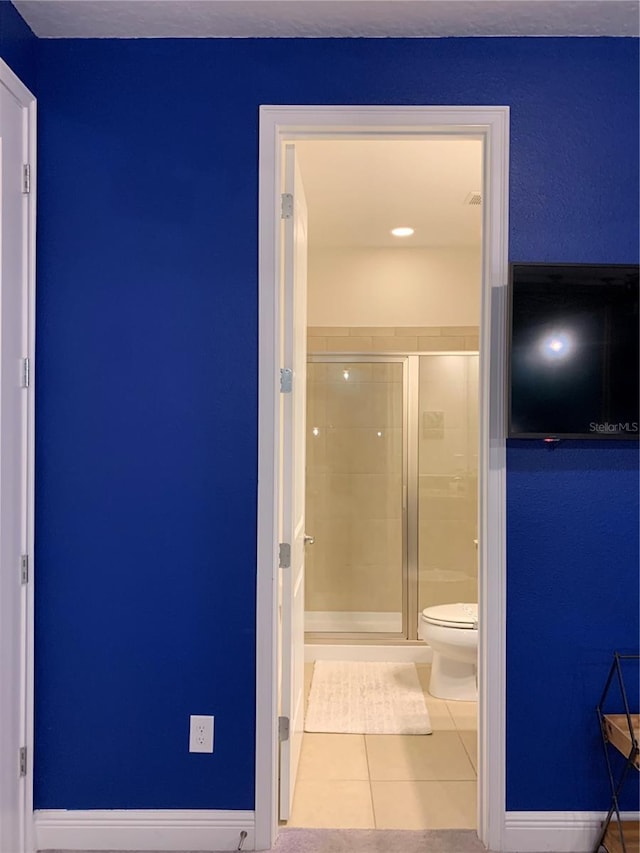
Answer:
[503,810,640,852]
[34,809,255,851]
[305,643,433,663]
[305,610,403,633]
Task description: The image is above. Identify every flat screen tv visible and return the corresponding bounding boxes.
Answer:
[508,263,639,439]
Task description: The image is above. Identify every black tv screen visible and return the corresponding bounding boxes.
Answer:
[508,263,639,439]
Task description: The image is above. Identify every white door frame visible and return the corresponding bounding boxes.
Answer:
[0,57,36,853]
[256,105,509,852]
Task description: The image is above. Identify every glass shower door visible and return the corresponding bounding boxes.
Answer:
[417,354,479,613]
[305,357,407,637]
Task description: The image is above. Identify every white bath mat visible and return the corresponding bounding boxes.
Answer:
[304,661,432,735]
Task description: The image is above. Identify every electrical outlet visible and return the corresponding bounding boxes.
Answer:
[189,715,214,753]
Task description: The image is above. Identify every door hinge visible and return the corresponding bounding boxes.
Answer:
[20,555,28,585]
[278,716,290,742]
[280,368,292,394]
[19,747,27,777]
[21,358,30,388]
[281,193,293,220]
[279,542,291,569]
[22,164,31,195]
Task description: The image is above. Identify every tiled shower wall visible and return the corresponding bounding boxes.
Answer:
[308,325,479,354]
[305,327,479,626]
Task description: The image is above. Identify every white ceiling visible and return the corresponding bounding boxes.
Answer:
[13,0,640,39]
[295,138,483,249]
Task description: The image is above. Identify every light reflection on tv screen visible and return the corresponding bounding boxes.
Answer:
[509,264,639,439]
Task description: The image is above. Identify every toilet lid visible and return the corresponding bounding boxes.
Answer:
[422,602,478,629]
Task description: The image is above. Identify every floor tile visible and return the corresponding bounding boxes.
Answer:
[288,779,375,828]
[424,696,457,731]
[298,733,369,780]
[365,731,475,781]
[459,730,477,773]
[446,700,477,731]
[371,780,477,829]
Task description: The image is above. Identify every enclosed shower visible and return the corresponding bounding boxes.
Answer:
[305,352,478,642]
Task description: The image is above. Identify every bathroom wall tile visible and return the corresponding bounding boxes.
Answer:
[325,384,373,428]
[371,780,477,829]
[307,336,327,352]
[288,779,374,828]
[419,577,477,611]
[305,472,326,518]
[464,336,480,351]
[298,733,369,781]
[309,559,403,615]
[324,336,373,352]
[369,336,418,352]
[329,564,403,616]
[419,492,474,522]
[351,473,403,519]
[370,362,402,383]
[440,326,479,337]
[306,377,327,426]
[356,425,394,474]
[324,473,356,519]
[308,327,350,337]
[346,563,404,612]
[351,518,403,567]
[369,382,404,429]
[305,428,326,474]
[418,336,465,351]
[324,427,352,475]
[306,361,327,382]
[349,326,396,337]
[419,519,478,576]
[365,732,476,781]
[325,381,402,430]
[398,327,442,337]
[305,517,352,610]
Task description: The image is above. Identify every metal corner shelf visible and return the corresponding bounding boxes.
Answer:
[594,652,640,853]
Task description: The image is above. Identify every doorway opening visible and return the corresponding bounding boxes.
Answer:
[256,105,509,853]
[292,134,480,831]
[298,137,481,649]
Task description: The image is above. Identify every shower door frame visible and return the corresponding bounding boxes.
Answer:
[305,351,479,645]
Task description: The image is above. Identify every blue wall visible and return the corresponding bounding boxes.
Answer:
[0,0,36,90]
[0,27,638,812]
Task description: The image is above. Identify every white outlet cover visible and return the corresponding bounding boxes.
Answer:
[189,714,214,753]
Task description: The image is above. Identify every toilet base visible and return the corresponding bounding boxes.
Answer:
[429,652,477,701]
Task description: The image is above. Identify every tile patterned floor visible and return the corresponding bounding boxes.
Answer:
[286,663,478,831]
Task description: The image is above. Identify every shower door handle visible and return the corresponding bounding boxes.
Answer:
[304,534,315,546]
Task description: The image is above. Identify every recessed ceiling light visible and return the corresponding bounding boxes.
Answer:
[391,227,415,238]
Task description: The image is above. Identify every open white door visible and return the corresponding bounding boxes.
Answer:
[278,144,308,821]
[0,60,35,853]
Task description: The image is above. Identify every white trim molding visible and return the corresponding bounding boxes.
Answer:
[503,810,640,853]
[256,105,509,853]
[0,57,37,853]
[34,809,255,852]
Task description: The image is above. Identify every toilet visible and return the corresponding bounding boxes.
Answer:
[420,602,478,701]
